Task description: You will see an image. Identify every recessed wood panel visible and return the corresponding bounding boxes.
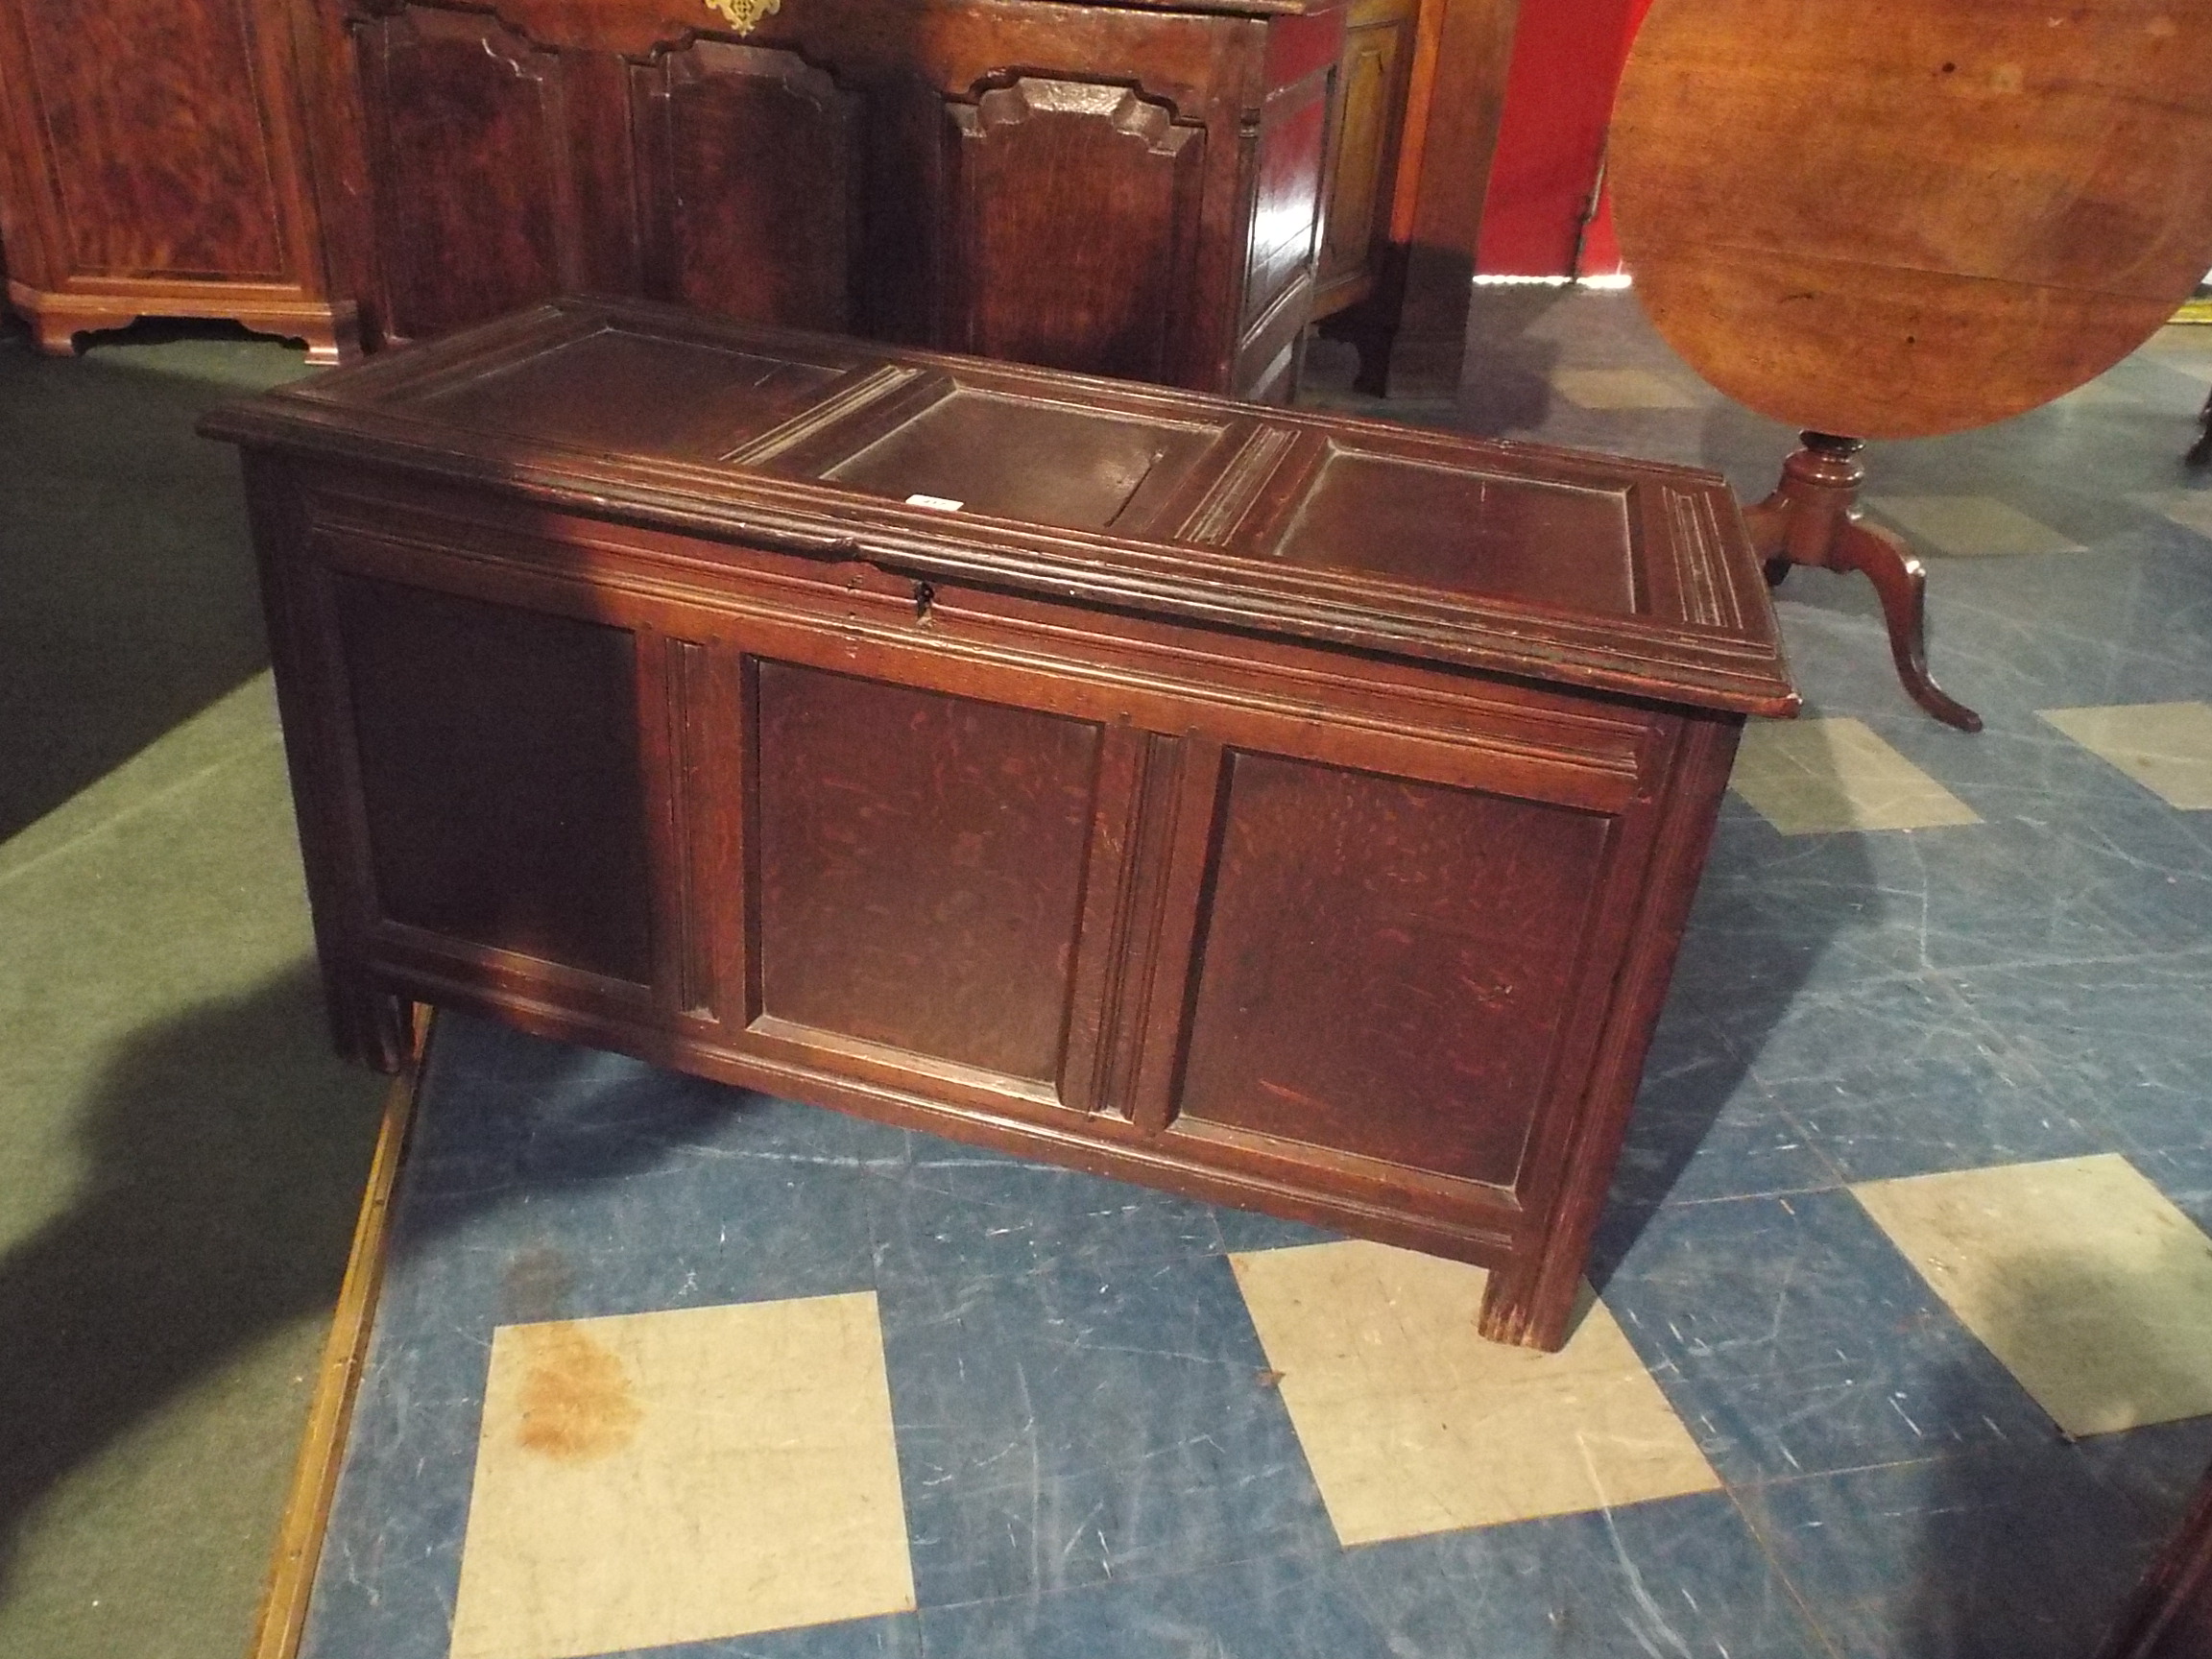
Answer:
[11,0,290,279]
[1177,750,1613,1187]
[353,6,577,341]
[634,40,859,331]
[823,389,1220,531]
[1273,448,1641,616]
[335,574,653,985]
[946,77,1204,382]
[1316,15,1405,291]
[753,663,1101,1084]
[415,329,843,461]
[1242,75,1329,326]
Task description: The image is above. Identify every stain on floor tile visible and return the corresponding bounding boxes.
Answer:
[1227,1240,1719,1544]
[1730,717,1981,834]
[1864,495,2085,559]
[1854,1155,2212,1437]
[2040,702,2212,810]
[447,1294,914,1659]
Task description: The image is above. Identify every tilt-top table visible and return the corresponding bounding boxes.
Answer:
[1611,0,2212,732]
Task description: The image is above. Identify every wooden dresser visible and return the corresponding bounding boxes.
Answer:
[293,0,1349,398]
[0,0,1512,397]
[203,297,1795,1350]
[0,0,357,359]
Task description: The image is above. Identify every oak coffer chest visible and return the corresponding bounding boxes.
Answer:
[203,297,1796,1350]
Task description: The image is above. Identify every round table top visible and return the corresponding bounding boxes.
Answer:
[1610,0,2212,441]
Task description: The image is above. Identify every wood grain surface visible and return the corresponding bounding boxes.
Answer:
[294,0,1356,397]
[0,0,355,357]
[203,299,1796,1350]
[1611,0,2212,439]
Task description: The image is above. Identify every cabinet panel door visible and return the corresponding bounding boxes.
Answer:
[3,0,291,280]
[1174,749,1615,1190]
[944,77,1205,383]
[633,39,860,331]
[1241,77,1329,332]
[1317,5,1411,295]
[352,5,579,341]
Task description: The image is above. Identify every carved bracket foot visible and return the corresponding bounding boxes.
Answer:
[7,280,361,365]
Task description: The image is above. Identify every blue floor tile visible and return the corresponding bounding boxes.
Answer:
[1600,1190,2052,1482]
[1340,1492,1830,1659]
[1737,1446,2169,1659]
[1606,1005,1839,1210]
[865,1142,1225,1291]
[881,1255,1334,1606]
[916,1550,1382,1659]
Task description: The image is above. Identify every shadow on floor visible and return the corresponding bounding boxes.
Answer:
[0,318,310,843]
[1887,1246,2210,1658]
[0,964,383,1580]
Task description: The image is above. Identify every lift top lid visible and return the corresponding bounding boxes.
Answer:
[201,297,1797,715]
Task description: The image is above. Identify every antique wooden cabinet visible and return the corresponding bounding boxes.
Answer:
[292,0,1346,397]
[1310,0,1415,323]
[203,298,1795,1350]
[0,0,357,359]
[1327,0,1521,396]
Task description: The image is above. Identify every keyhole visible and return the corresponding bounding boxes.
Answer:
[914,581,935,622]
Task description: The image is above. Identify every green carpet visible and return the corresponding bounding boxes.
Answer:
[0,322,386,1659]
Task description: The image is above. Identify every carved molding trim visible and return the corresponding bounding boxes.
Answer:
[954,77,1197,157]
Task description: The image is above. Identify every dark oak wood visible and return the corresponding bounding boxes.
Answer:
[1612,0,2212,730]
[335,575,660,980]
[755,662,1101,1081]
[293,0,1350,398]
[203,297,1796,1351]
[0,0,357,360]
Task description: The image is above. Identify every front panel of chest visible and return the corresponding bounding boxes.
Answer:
[285,480,1689,1231]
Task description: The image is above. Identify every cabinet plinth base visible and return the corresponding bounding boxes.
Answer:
[8,280,361,365]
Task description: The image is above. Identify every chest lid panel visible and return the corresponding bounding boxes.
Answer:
[200,297,1796,716]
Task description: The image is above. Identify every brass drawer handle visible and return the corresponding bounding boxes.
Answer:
[704,0,781,33]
